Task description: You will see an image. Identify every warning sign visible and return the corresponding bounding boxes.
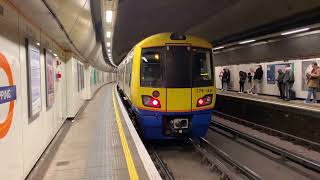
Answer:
[0,52,16,139]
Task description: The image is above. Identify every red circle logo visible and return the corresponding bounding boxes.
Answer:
[0,53,15,139]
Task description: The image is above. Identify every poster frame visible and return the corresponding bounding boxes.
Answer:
[44,48,55,108]
[26,38,42,120]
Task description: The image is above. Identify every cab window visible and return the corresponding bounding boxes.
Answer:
[140,48,162,87]
[192,49,214,87]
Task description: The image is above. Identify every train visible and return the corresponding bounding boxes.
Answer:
[117,32,216,139]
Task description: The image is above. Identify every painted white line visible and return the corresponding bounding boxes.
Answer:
[217,92,320,113]
[114,85,162,180]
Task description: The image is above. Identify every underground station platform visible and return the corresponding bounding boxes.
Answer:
[26,84,161,180]
[215,90,320,144]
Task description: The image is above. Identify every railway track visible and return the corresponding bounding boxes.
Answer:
[213,111,320,152]
[189,138,261,180]
[149,147,175,180]
[210,121,320,174]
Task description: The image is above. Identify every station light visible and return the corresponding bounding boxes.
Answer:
[106,11,113,23]
[213,46,224,50]
[106,31,111,38]
[107,42,111,47]
[239,39,256,44]
[53,53,58,57]
[36,42,40,46]
[281,28,310,36]
[107,49,111,52]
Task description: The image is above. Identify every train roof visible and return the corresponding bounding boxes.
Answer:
[135,33,213,49]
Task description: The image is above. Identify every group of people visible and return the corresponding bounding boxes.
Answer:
[276,66,295,101]
[220,65,263,95]
[219,62,320,104]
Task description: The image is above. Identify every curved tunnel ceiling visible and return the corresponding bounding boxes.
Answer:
[112,0,320,65]
[10,0,114,71]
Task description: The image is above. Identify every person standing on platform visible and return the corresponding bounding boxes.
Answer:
[283,67,295,101]
[305,62,320,103]
[219,69,225,90]
[239,71,247,93]
[276,69,285,99]
[222,68,230,91]
[247,71,253,94]
[253,65,263,95]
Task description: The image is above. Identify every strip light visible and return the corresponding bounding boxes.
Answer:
[213,46,224,50]
[239,39,256,44]
[106,31,111,38]
[106,11,112,23]
[281,28,310,36]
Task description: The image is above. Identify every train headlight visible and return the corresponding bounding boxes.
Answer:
[142,95,161,108]
[196,94,213,107]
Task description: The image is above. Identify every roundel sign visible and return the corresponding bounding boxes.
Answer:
[0,52,16,139]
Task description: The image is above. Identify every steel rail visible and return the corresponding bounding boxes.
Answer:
[149,149,175,180]
[210,121,320,173]
[189,138,260,180]
[198,138,261,180]
[213,111,320,151]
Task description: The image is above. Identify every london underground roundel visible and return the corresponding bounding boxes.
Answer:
[0,52,16,139]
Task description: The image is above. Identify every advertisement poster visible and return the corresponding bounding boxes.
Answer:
[267,63,293,84]
[45,49,55,108]
[301,60,320,91]
[267,65,275,84]
[27,39,42,118]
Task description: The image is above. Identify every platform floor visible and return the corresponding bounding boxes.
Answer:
[27,83,157,180]
[218,90,320,112]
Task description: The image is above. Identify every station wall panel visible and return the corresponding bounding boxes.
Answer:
[0,2,115,180]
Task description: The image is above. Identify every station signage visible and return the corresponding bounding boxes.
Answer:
[0,52,16,139]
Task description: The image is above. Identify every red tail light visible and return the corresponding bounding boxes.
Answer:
[142,95,161,108]
[197,94,213,107]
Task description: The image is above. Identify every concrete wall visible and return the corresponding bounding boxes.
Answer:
[0,2,114,180]
[215,58,320,99]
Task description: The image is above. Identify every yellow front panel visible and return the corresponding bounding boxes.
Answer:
[167,88,191,112]
[192,86,216,111]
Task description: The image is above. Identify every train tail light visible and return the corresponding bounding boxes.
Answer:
[197,94,213,107]
[142,95,161,108]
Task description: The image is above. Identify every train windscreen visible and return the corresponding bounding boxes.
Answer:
[140,46,213,88]
[165,46,192,88]
[140,48,163,87]
[192,48,214,87]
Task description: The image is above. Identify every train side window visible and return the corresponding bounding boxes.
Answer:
[192,49,214,87]
[140,48,162,87]
[125,61,132,87]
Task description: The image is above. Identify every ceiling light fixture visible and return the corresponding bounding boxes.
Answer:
[239,39,256,44]
[107,42,111,47]
[53,53,58,57]
[106,31,111,38]
[213,46,224,50]
[106,11,112,23]
[107,49,111,52]
[281,28,310,36]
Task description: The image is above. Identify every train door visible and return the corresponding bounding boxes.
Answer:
[165,45,192,112]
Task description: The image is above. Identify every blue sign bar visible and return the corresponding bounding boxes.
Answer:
[0,85,16,104]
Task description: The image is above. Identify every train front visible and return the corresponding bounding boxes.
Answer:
[132,33,216,139]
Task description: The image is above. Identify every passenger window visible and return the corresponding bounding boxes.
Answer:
[140,48,162,87]
[125,61,132,87]
[192,49,214,87]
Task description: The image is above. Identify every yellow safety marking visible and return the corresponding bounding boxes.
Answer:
[112,87,139,180]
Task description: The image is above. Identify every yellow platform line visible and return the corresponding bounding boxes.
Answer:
[112,88,139,180]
